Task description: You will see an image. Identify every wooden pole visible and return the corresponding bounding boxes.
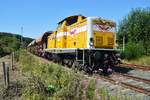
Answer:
[6,65,9,88]
[2,62,6,86]
[11,52,14,70]
[2,62,10,88]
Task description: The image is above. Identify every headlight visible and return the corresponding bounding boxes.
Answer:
[89,37,94,47]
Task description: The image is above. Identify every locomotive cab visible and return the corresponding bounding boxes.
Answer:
[87,17,116,49]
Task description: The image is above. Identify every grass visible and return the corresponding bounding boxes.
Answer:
[86,79,95,100]
[15,50,146,100]
[123,56,150,66]
[17,50,85,100]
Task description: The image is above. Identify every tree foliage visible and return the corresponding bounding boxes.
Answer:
[0,32,33,57]
[118,8,150,55]
[120,42,144,60]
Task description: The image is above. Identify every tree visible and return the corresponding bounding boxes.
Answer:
[0,32,33,57]
[118,8,150,55]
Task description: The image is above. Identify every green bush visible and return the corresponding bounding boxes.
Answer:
[117,8,150,55]
[120,42,144,60]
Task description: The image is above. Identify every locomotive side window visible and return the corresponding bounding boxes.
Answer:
[66,16,78,26]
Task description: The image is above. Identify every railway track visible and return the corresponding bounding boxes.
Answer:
[118,63,150,71]
[114,72,150,84]
[99,75,150,96]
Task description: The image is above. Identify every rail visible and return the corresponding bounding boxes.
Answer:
[114,72,150,84]
[100,76,150,96]
[117,63,150,71]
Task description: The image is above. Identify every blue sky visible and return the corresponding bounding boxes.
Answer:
[0,0,149,38]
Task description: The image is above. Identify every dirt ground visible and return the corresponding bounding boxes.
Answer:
[0,55,26,100]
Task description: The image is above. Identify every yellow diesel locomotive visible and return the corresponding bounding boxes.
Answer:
[28,15,119,74]
[43,15,119,74]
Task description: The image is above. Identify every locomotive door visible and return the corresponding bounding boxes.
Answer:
[63,33,67,48]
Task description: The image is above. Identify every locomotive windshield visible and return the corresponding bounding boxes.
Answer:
[91,18,116,48]
[92,19,116,32]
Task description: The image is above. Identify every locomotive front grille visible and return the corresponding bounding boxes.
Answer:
[96,36,103,46]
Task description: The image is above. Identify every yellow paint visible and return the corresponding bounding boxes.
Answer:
[66,19,87,48]
[47,15,116,50]
[93,31,115,48]
[47,33,56,48]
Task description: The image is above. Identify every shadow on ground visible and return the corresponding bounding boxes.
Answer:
[113,66,133,73]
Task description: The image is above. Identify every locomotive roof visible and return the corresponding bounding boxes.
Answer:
[42,31,53,38]
[58,15,86,24]
[58,15,115,27]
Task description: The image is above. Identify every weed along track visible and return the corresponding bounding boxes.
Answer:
[51,58,150,95]
[31,52,150,96]
[5,50,148,100]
